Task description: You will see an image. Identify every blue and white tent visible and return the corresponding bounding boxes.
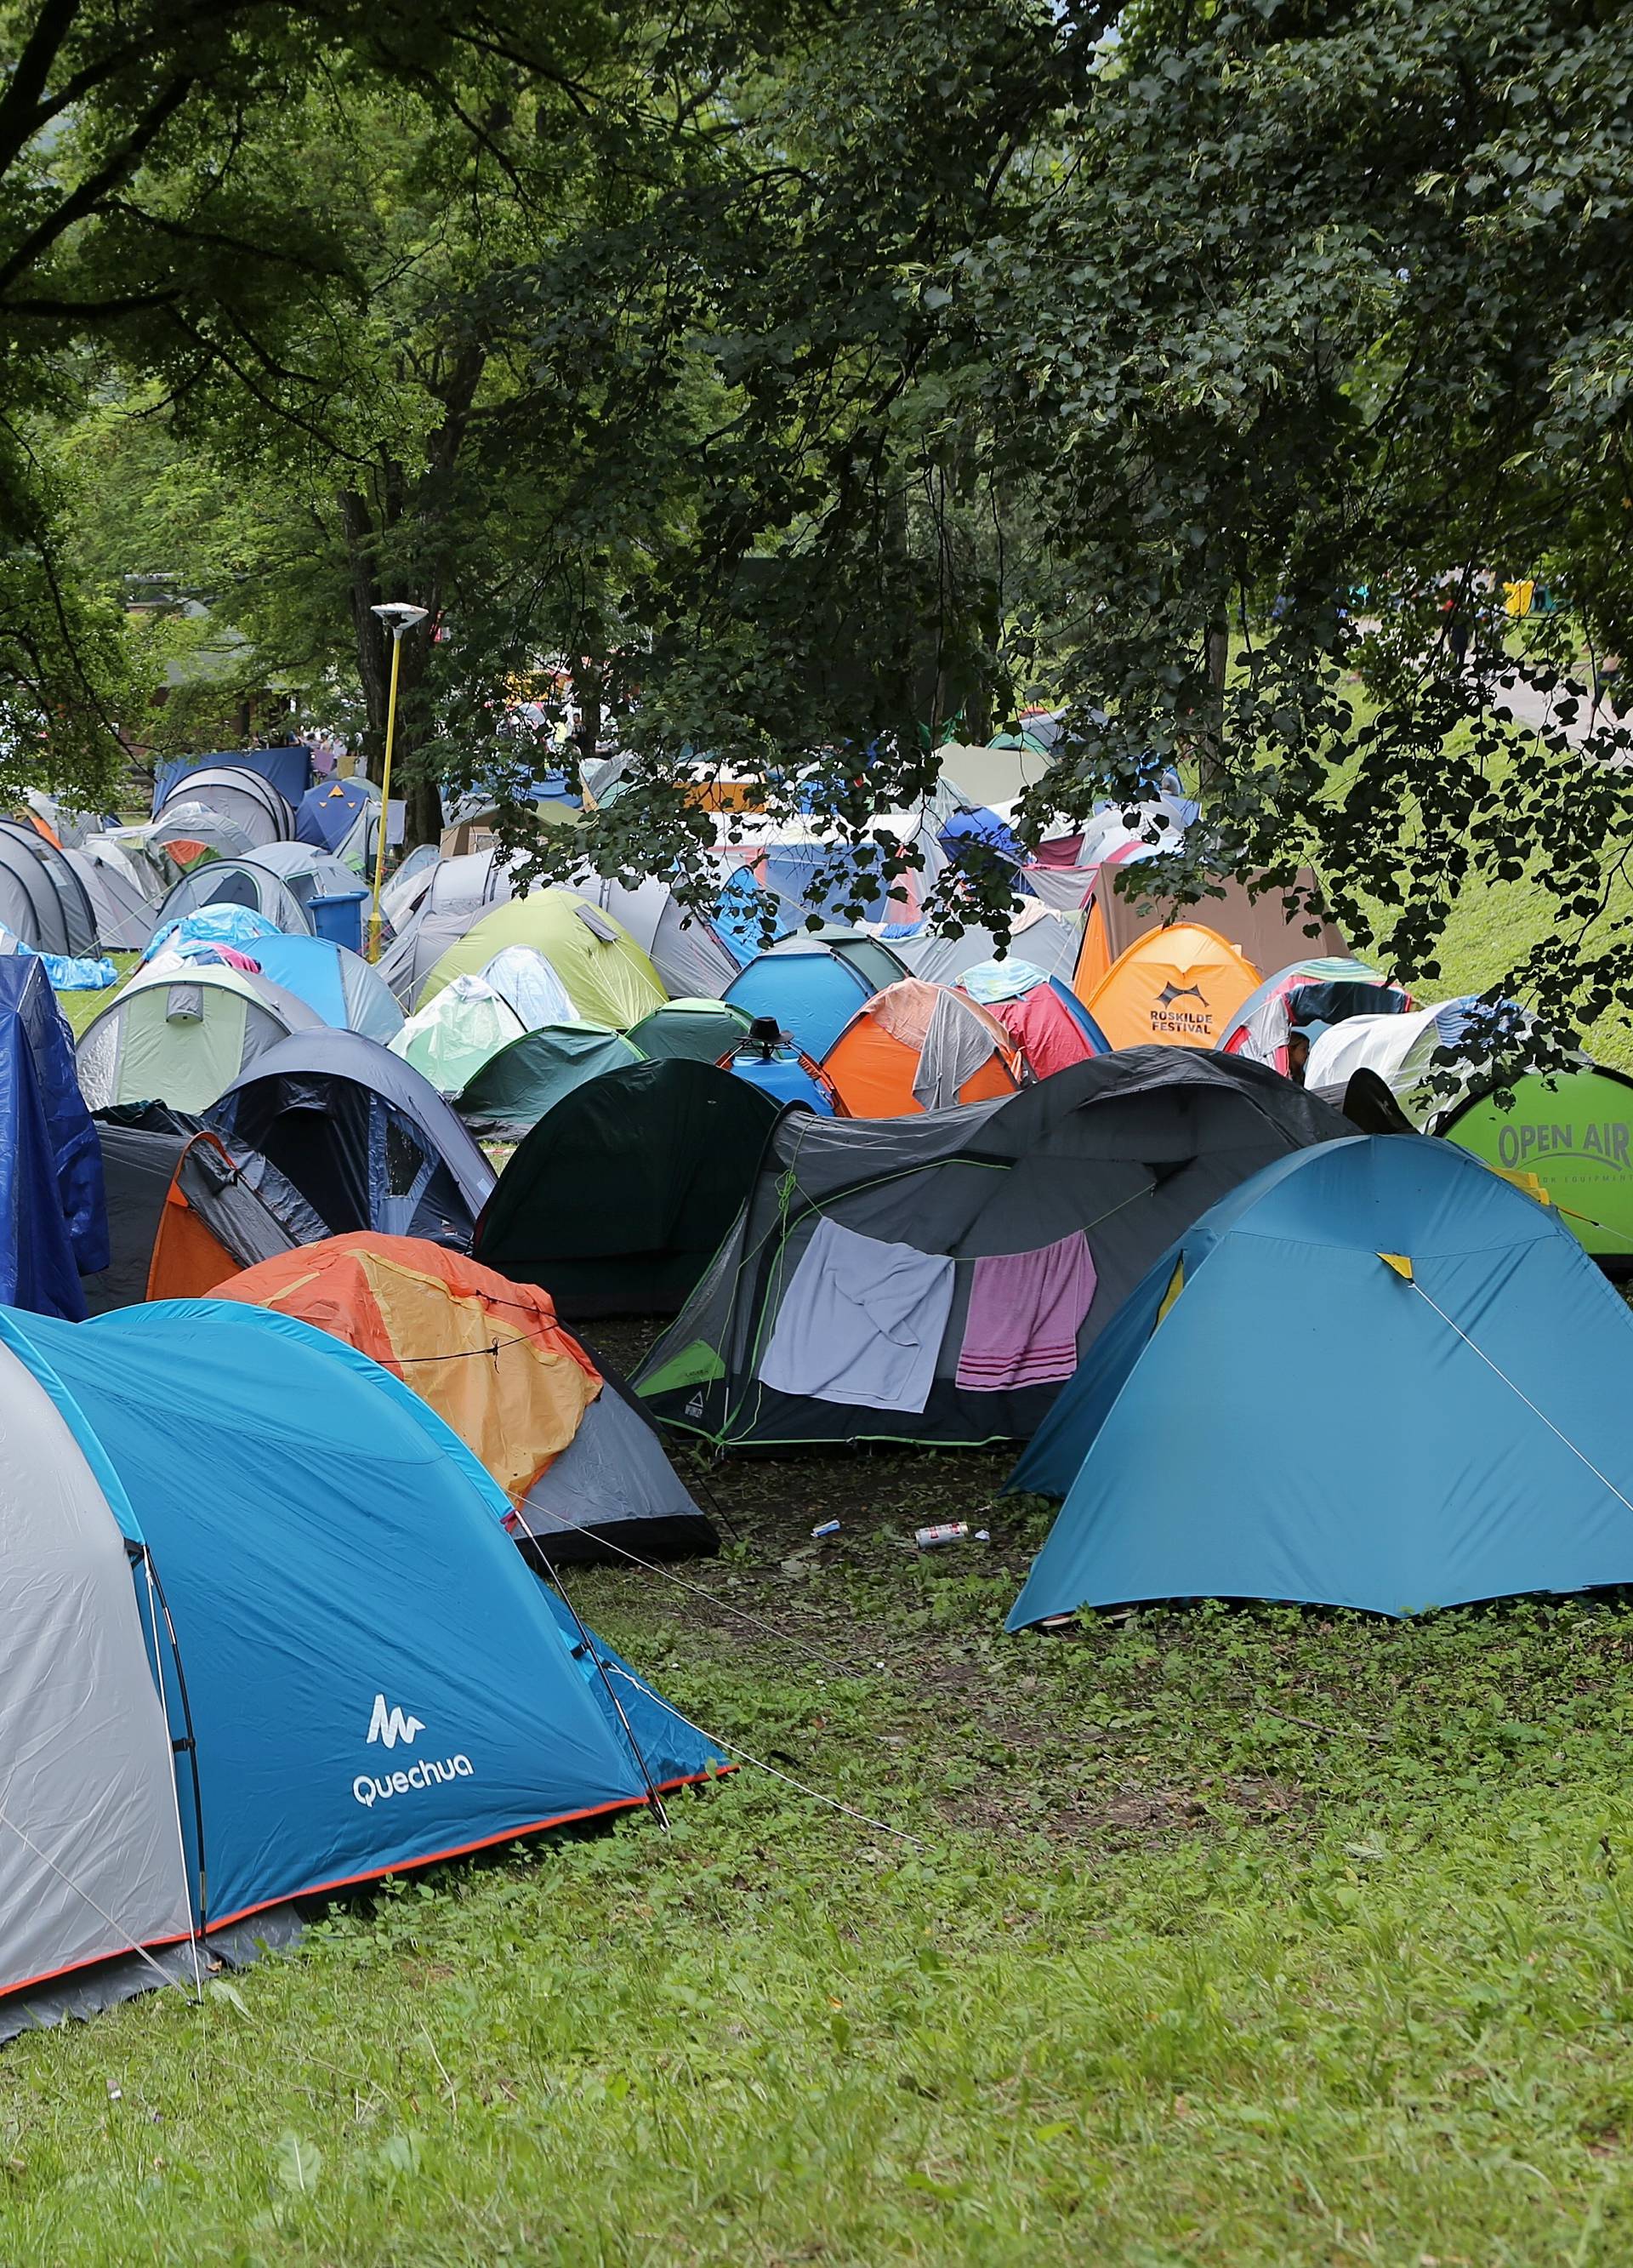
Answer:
[0,1298,722,2020]
[1009,1136,1633,1624]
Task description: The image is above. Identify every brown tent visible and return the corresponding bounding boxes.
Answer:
[1074,862,1346,999]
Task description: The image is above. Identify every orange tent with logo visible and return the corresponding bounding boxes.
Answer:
[822,978,1019,1116]
[1081,924,1261,1051]
[212,1234,601,1507]
[1075,858,1346,998]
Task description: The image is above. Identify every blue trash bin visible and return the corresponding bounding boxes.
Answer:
[309,888,369,955]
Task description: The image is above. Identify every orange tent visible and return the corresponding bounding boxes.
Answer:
[1075,859,1346,998]
[1082,924,1261,1051]
[213,1234,600,1507]
[822,979,1019,1116]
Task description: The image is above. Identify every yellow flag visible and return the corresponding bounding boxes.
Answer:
[1377,1252,1414,1281]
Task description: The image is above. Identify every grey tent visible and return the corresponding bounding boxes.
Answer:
[64,846,156,951]
[245,841,369,912]
[83,1118,305,1311]
[156,766,293,847]
[511,1364,718,1566]
[378,906,470,1006]
[0,1336,194,2004]
[146,805,258,869]
[208,1027,495,1245]
[0,819,99,954]
[156,858,314,936]
[76,965,322,1113]
[890,905,1079,989]
[636,1049,1352,1450]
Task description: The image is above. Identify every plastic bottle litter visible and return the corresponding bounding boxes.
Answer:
[915,1522,970,1549]
[811,1519,841,1539]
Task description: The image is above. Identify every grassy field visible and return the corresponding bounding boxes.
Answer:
[9,1447,1633,2265]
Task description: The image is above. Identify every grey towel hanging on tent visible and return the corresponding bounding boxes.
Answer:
[757,1215,955,1414]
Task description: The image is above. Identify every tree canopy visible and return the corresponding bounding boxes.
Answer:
[19,0,1633,1035]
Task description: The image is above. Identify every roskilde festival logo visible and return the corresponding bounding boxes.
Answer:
[1151,979,1213,1038]
[353,1693,474,1808]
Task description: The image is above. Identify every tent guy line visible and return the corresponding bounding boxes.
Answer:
[1403,1274,1633,1520]
[599,1664,928,1852]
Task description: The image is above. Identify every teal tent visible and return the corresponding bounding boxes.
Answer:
[1009,1136,1633,1623]
[456,1023,642,1140]
[627,998,751,1066]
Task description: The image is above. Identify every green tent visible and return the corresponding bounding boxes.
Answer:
[417,888,666,1029]
[474,1059,783,1317]
[1441,1063,1633,1273]
[388,976,525,1096]
[455,1022,641,1140]
[626,997,750,1065]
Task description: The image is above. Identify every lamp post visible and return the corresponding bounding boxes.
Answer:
[367,601,430,960]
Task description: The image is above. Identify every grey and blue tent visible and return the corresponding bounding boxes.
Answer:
[1007,1136,1633,1623]
[635,1050,1351,1450]
[0,1297,722,2032]
[157,858,314,936]
[208,1027,495,1245]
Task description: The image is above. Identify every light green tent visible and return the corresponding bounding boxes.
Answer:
[75,964,322,1112]
[1442,1065,1633,1271]
[418,888,666,1030]
[389,976,526,1096]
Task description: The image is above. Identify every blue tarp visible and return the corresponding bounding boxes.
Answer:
[0,960,106,1317]
[1008,1136,1633,1623]
[154,748,312,818]
[8,1300,724,1930]
[144,905,284,963]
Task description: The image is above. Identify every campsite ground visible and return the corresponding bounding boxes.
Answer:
[9,1350,1633,2262]
[27,783,1633,2260]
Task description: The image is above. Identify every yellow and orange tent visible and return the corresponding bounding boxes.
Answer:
[822,978,1019,1116]
[1074,859,1346,999]
[1081,924,1261,1051]
[213,1234,600,1507]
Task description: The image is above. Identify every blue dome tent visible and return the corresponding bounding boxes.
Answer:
[1008,1137,1633,1625]
[722,931,906,1061]
[0,1298,721,2020]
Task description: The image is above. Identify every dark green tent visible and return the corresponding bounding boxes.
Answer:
[474,1059,785,1316]
[454,1022,640,1140]
[626,997,751,1065]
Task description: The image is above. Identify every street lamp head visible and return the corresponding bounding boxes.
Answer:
[371,601,430,631]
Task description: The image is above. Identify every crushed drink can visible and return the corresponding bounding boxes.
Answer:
[811,1519,840,1539]
[915,1522,969,1549]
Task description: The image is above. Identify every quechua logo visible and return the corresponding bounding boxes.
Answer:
[367,1693,424,1748]
[354,1694,474,1809]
